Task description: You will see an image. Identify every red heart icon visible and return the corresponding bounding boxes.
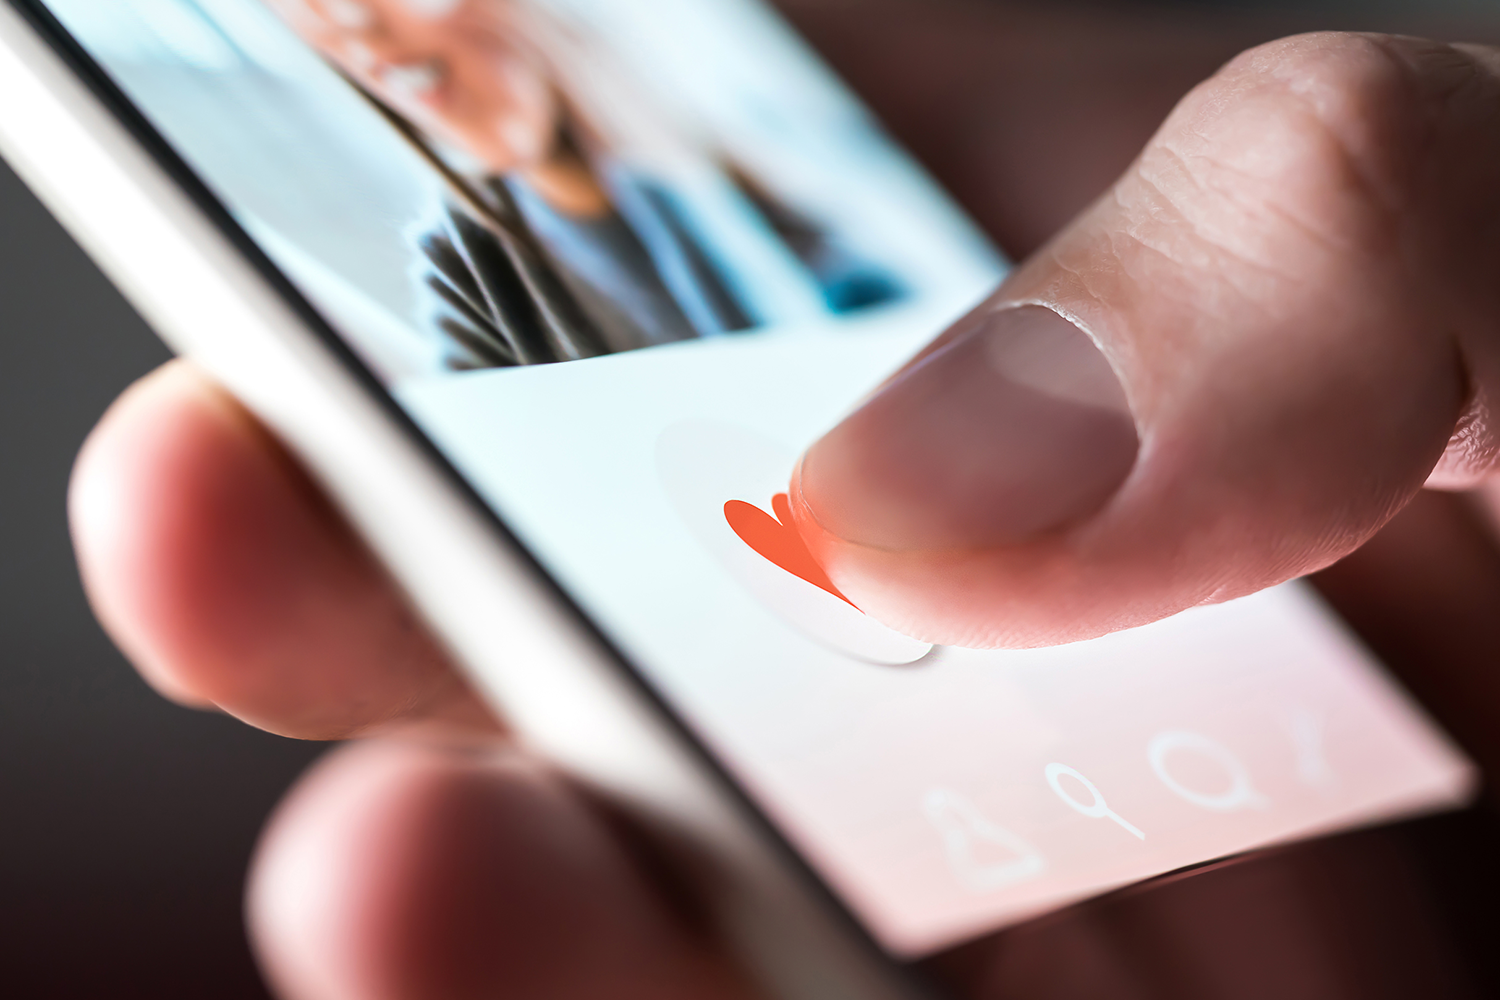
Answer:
[724,493,856,608]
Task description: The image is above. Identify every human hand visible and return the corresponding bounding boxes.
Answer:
[794,32,1500,649]
[72,371,1496,998]
[69,5,1500,999]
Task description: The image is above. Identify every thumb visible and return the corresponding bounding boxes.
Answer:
[793,32,1500,648]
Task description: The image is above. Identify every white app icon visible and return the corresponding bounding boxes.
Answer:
[657,419,933,665]
[1045,763,1146,840]
[1285,706,1336,788]
[923,788,1047,893]
[1148,731,1269,812]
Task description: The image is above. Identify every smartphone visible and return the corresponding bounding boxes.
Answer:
[0,1,1476,997]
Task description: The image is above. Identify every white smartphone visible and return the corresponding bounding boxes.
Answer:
[0,1,1477,997]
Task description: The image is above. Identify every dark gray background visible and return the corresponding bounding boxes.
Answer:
[3,1,1498,997]
[0,156,321,994]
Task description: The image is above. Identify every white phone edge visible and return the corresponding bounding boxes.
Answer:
[0,5,931,999]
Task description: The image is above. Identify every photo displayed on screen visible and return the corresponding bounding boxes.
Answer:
[270,0,906,371]
[52,0,960,385]
[43,0,1473,968]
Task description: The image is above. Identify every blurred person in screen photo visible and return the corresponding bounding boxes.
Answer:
[264,0,904,371]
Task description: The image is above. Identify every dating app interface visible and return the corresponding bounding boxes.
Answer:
[50,0,1474,957]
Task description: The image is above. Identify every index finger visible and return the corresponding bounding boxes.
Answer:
[70,361,496,739]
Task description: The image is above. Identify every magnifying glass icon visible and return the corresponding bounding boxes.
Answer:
[1045,763,1146,840]
[1147,731,1268,812]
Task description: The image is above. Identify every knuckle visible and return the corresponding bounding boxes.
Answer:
[1182,33,1496,209]
[1125,32,1498,289]
[1230,32,1411,116]
[1194,34,1417,202]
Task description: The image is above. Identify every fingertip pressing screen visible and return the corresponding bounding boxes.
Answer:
[41,0,1475,959]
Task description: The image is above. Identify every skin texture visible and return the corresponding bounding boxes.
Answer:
[66,4,1500,999]
[794,32,1500,648]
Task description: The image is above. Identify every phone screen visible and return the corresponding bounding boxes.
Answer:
[30,0,1474,974]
